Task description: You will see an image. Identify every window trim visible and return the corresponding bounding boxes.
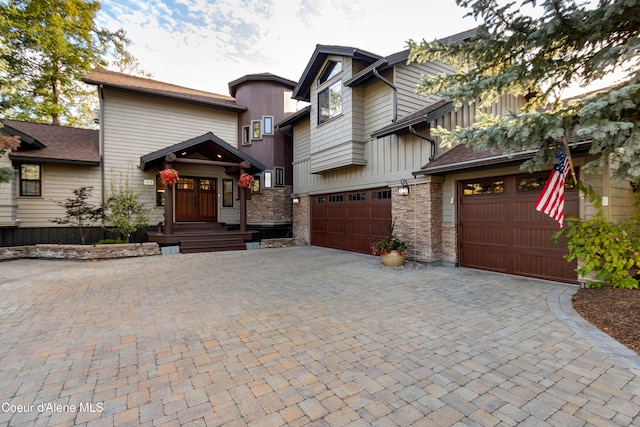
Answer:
[19,163,42,197]
[274,167,284,187]
[318,80,342,125]
[251,120,262,140]
[242,125,251,145]
[263,116,274,135]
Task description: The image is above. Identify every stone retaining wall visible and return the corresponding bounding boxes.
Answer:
[0,243,160,261]
[260,238,296,249]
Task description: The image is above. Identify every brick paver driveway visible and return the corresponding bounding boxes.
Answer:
[1,246,639,426]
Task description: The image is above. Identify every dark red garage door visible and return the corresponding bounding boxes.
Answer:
[311,187,392,254]
[459,173,578,284]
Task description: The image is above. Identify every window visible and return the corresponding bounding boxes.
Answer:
[156,175,165,206]
[318,60,342,85]
[372,190,391,200]
[263,116,274,135]
[318,80,342,124]
[19,163,41,196]
[328,194,344,203]
[223,179,234,207]
[251,120,261,140]
[242,126,250,145]
[348,192,366,202]
[252,175,261,193]
[263,171,273,188]
[463,180,504,195]
[274,167,284,187]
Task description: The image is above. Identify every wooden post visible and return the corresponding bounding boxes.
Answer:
[163,154,177,235]
[239,161,251,233]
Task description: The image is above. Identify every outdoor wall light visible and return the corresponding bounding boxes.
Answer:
[398,179,410,196]
[292,193,300,204]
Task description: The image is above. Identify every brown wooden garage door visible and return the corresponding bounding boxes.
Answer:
[459,173,578,284]
[311,187,392,254]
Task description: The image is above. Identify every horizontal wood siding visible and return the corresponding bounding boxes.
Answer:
[309,141,366,174]
[102,89,238,224]
[16,163,102,227]
[364,78,393,135]
[0,154,16,226]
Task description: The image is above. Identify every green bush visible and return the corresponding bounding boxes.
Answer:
[94,238,126,245]
[555,185,640,289]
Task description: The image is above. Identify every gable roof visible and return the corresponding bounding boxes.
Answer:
[83,68,246,112]
[275,105,311,128]
[292,45,382,102]
[413,140,591,176]
[4,120,100,166]
[139,132,266,173]
[371,100,454,138]
[228,73,297,97]
[345,28,477,88]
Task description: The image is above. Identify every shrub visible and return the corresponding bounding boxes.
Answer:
[50,186,105,245]
[555,185,640,289]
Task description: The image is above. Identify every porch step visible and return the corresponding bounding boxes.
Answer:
[179,238,247,254]
[173,222,229,231]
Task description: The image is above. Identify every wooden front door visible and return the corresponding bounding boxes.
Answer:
[175,177,217,222]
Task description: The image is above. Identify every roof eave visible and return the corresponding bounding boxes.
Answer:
[9,154,100,166]
[371,101,455,138]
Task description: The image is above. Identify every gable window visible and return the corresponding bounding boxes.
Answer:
[318,60,342,85]
[318,80,342,124]
[263,116,274,135]
[19,163,41,196]
[242,126,250,145]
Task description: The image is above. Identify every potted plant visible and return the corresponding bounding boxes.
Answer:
[371,234,408,266]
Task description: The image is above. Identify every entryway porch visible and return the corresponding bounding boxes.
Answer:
[146,222,258,254]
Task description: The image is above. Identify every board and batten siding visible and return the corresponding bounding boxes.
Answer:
[395,61,453,118]
[16,163,102,227]
[101,88,238,224]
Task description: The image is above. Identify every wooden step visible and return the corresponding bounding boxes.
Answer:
[173,222,229,231]
[179,238,247,253]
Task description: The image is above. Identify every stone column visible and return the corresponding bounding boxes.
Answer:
[392,176,444,263]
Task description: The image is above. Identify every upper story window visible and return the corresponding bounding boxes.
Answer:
[19,163,41,196]
[263,116,274,135]
[318,60,342,85]
[318,80,342,124]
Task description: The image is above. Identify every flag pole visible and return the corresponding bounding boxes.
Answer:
[562,131,579,186]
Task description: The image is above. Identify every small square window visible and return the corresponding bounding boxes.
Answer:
[263,116,274,135]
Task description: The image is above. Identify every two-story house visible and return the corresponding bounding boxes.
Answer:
[283,30,637,284]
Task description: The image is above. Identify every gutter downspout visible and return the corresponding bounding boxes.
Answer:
[372,67,397,123]
[408,125,436,161]
[98,84,106,208]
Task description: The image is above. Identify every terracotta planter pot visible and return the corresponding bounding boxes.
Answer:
[380,250,405,267]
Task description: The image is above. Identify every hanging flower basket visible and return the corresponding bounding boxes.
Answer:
[238,173,255,189]
[159,168,179,187]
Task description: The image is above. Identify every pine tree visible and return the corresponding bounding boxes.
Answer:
[408,0,640,180]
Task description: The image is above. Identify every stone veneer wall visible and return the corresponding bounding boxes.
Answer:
[442,226,458,265]
[392,178,444,263]
[246,185,293,224]
[0,242,160,261]
[292,195,310,245]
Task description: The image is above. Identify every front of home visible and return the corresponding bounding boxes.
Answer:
[284,31,638,284]
[1,28,636,282]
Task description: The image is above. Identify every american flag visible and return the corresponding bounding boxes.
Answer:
[533,151,571,228]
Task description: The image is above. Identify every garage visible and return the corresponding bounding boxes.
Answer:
[459,173,578,283]
[311,187,392,254]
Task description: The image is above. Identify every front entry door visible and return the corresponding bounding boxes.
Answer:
[175,177,217,222]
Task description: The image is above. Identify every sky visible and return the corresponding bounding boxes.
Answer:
[97,0,478,96]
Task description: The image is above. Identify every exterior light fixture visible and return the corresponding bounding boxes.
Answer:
[398,179,410,196]
[292,193,300,204]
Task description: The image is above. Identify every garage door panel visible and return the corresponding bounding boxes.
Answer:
[311,187,391,254]
[460,175,578,284]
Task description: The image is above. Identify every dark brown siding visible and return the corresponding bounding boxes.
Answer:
[311,188,392,254]
[459,174,578,283]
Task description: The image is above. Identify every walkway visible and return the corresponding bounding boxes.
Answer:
[0,246,638,426]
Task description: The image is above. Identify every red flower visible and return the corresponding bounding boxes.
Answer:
[238,173,255,189]
[160,168,179,187]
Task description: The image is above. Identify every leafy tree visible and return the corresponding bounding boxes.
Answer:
[408,0,640,180]
[0,135,20,182]
[106,173,151,243]
[50,186,104,244]
[0,0,132,126]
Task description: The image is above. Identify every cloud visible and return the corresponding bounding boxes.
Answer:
[97,0,476,94]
